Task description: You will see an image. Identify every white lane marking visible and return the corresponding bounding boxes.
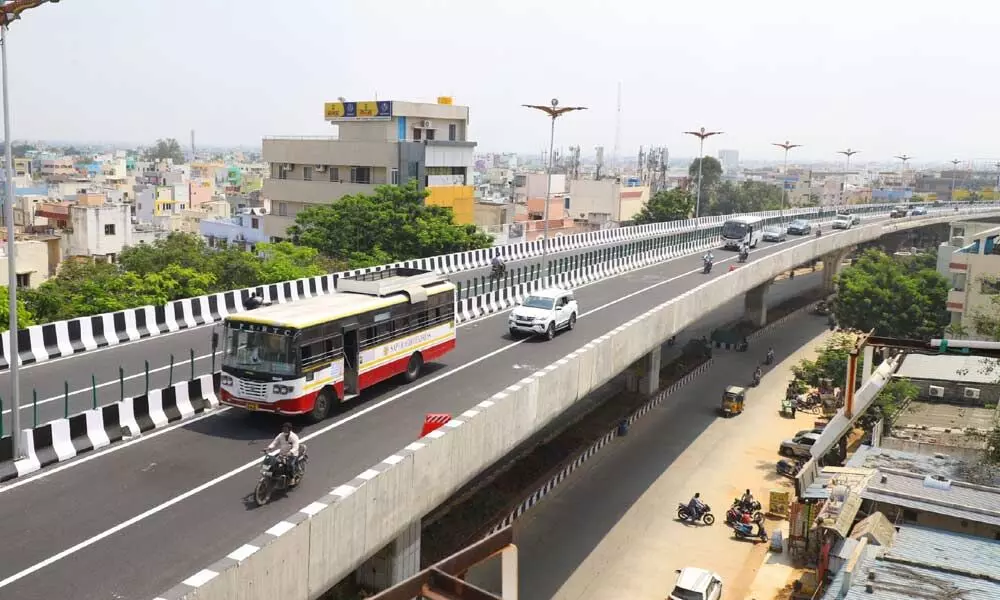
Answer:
[0,407,231,494]
[0,232,834,588]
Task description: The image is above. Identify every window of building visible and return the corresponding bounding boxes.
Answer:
[425,128,435,141]
[329,167,340,182]
[104,224,116,236]
[278,202,288,217]
[564,197,571,209]
[982,278,1000,295]
[408,161,419,177]
[350,167,371,184]
[252,217,259,229]
[391,168,399,185]
[449,123,457,141]
[303,166,313,181]
[278,165,287,180]
[15,273,29,289]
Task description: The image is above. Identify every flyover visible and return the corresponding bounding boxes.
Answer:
[0,206,995,600]
[0,204,878,432]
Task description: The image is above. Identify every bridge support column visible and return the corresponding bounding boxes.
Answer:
[356,518,421,591]
[821,248,852,294]
[625,346,661,396]
[743,280,772,328]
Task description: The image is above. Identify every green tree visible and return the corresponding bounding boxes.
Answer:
[256,242,328,283]
[707,181,783,216]
[873,378,918,420]
[0,286,35,332]
[832,249,949,339]
[633,188,694,224]
[289,181,492,267]
[143,138,185,163]
[688,157,723,193]
[792,332,856,387]
[119,232,213,275]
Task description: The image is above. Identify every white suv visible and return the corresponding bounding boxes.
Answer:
[832,214,853,230]
[508,288,578,340]
[669,568,723,600]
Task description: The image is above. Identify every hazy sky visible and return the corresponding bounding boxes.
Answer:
[7,0,1000,163]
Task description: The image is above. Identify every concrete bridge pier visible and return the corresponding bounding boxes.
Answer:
[743,279,773,328]
[356,518,422,591]
[821,247,853,294]
[625,346,662,396]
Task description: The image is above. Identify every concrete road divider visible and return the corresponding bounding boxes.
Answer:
[420,413,452,437]
[0,373,220,483]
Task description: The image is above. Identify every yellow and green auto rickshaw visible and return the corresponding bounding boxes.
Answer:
[720,385,747,417]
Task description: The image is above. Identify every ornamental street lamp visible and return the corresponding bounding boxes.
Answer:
[683,127,723,218]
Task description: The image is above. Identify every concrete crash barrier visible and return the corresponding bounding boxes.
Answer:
[0,373,219,483]
[0,204,906,372]
[153,207,997,600]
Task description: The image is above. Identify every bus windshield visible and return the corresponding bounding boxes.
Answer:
[222,327,297,376]
[722,220,749,240]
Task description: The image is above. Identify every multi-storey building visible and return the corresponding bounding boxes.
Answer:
[939,220,1000,338]
[262,97,476,240]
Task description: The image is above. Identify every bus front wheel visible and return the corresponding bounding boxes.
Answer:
[308,389,333,423]
[404,353,424,383]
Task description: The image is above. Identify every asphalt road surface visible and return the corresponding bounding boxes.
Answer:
[467,314,835,599]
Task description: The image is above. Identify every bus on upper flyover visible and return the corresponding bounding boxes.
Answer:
[219,268,456,422]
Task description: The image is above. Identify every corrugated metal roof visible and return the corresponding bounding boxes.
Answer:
[895,353,1000,384]
[861,470,1000,527]
[886,525,1000,576]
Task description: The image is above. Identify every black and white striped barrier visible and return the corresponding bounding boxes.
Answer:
[488,359,716,534]
[0,373,220,483]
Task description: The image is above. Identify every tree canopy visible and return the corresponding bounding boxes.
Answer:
[832,249,950,340]
[706,181,783,216]
[633,188,694,224]
[143,138,185,163]
[688,157,723,192]
[288,180,492,267]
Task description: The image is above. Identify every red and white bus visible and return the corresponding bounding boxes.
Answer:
[219,268,456,422]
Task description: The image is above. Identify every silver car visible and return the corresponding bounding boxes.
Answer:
[762,225,786,242]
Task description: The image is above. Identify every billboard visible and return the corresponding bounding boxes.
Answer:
[323,100,393,121]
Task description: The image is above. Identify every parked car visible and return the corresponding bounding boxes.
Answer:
[890,206,908,218]
[779,432,822,458]
[832,214,853,230]
[911,205,928,216]
[762,225,787,242]
[507,287,578,340]
[787,219,812,235]
[669,568,723,600]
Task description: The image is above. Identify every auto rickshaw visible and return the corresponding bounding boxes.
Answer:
[720,385,746,417]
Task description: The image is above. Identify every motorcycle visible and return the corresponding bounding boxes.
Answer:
[254,445,309,506]
[751,369,762,387]
[732,520,768,542]
[764,351,774,365]
[677,502,716,525]
[738,250,749,263]
[703,258,713,274]
[726,502,764,526]
[815,228,822,237]
[490,263,506,281]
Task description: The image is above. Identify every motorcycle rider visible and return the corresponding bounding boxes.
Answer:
[687,492,707,518]
[753,365,762,385]
[740,489,756,511]
[702,251,714,272]
[245,292,264,310]
[766,347,775,364]
[491,255,506,278]
[739,241,750,262]
[266,422,301,480]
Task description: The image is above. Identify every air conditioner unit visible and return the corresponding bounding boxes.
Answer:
[420,120,433,128]
[928,385,945,398]
[315,165,327,173]
[963,387,981,399]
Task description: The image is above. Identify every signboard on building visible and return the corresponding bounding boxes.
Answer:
[323,100,393,121]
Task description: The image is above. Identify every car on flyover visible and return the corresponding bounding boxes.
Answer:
[911,205,928,216]
[508,287,578,340]
[669,567,723,600]
[890,205,909,218]
[786,219,812,235]
[779,432,822,458]
[762,225,786,242]
[837,211,861,226]
[831,214,854,230]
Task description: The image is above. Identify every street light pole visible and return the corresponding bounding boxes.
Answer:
[683,127,723,218]
[894,154,912,189]
[950,159,961,201]
[772,140,802,211]
[522,99,587,266]
[837,148,859,205]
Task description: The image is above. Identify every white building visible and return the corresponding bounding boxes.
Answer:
[67,203,133,262]
[718,149,740,174]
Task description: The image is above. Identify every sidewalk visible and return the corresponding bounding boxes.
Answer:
[468,311,835,600]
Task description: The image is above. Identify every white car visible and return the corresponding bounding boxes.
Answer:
[669,567,723,600]
[831,214,853,230]
[780,432,822,458]
[508,288,578,340]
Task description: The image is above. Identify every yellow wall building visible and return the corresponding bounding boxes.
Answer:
[426,185,475,225]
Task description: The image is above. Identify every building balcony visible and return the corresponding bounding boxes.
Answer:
[262,179,379,205]
[947,289,965,312]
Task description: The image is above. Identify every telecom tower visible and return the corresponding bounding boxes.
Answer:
[612,82,621,175]
[190,129,196,158]
[595,146,605,180]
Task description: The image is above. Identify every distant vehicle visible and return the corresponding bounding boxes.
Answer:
[762,225,786,242]
[837,211,861,225]
[911,206,928,216]
[832,214,853,230]
[721,215,764,250]
[219,268,457,422]
[669,568,724,600]
[508,287,578,340]
[890,206,909,218]
[779,432,822,458]
[787,219,812,235]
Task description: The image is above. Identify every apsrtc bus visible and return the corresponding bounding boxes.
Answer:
[721,215,764,250]
[219,268,456,422]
